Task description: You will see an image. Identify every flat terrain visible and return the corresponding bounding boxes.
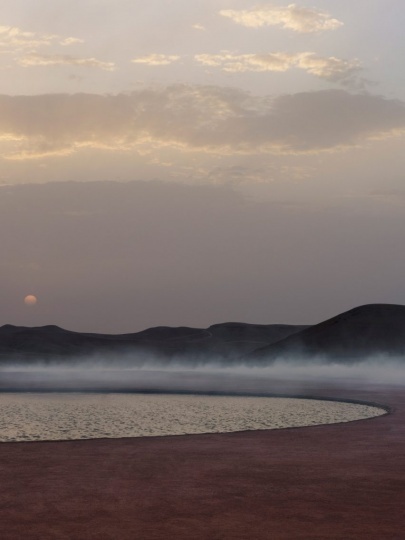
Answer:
[0,378,404,539]
[0,393,383,442]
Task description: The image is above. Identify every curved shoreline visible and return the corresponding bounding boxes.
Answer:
[0,392,386,444]
[0,379,404,539]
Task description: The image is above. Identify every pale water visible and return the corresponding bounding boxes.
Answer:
[0,393,385,442]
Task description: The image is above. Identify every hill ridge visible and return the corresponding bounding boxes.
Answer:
[247,303,405,362]
[2,304,405,365]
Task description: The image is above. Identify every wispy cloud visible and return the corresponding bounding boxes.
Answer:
[297,53,362,86]
[0,25,82,52]
[17,53,115,71]
[220,4,343,33]
[131,54,180,66]
[0,25,55,51]
[195,52,361,86]
[60,37,85,47]
[0,86,403,159]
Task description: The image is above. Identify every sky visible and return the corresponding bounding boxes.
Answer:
[1,1,405,333]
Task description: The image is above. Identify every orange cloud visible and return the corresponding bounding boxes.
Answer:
[0,87,404,159]
[220,4,343,33]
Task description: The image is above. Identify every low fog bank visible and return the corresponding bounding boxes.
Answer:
[220,359,405,385]
[0,354,404,394]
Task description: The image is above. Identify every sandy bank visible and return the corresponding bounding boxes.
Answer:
[0,378,403,539]
[0,393,384,442]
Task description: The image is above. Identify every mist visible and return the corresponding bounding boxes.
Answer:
[1,354,404,396]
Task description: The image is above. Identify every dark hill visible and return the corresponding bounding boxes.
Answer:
[0,322,306,365]
[3,304,404,366]
[247,304,405,362]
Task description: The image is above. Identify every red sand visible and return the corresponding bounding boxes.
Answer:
[0,382,404,540]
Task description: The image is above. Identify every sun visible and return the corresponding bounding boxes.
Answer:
[24,295,38,306]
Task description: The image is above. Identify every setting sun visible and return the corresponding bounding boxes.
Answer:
[24,295,38,306]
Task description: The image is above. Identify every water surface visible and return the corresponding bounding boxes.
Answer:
[0,393,385,442]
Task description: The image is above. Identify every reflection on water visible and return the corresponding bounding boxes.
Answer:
[0,393,384,442]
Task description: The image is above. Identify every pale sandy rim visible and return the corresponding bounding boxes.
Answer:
[0,391,390,445]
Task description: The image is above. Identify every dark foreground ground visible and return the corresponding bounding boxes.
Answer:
[0,376,404,540]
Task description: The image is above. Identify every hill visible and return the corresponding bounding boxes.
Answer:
[0,322,307,365]
[2,304,405,366]
[247,304,405,362]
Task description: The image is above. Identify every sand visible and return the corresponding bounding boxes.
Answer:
[0,378,403,539]
[0,393,384,442]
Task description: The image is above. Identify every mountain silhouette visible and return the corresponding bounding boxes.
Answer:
[247,304,405,362]
[0,321,306,364]
[2,304,405,365]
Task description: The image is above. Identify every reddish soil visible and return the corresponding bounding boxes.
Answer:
[0,381,404,540]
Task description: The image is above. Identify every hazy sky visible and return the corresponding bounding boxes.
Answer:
[1,1,404,332]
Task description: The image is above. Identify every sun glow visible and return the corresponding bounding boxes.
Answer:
[24,295,38,306]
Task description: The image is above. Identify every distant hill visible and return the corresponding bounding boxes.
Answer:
[2,304,405,366]
[247,304,405,363]
[0,321,307,365]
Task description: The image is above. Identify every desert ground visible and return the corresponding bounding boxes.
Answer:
[0,374,404,539]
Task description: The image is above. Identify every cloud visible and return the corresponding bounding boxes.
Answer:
[131,54,180,66]
[17,53,115,71]
[0,25,55,51]
[60,37,85,46]
[0,86,404,159]
[0,25,81,53]
[192,24,206,31]
[220,4,343,33]
[295,53,361,85]
[195,52,361,85]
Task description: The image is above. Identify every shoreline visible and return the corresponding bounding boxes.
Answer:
[0,378,404,539]
[0,392,386,444]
